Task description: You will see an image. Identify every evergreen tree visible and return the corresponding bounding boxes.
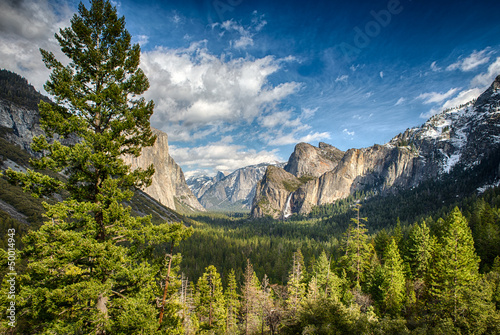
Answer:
[429,207,480,323]
[242,260,261,335]
[195,265,227,333]
[406,221,435,280]
[225,269,240,335]
[312,250,342,301]
[381,238,406,316]
[5,1,191,333]
[339,204,371,286]
[286,249,306,317]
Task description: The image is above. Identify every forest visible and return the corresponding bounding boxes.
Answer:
[1,0,500,334]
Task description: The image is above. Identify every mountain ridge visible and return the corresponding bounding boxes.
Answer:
[251,75,500,219]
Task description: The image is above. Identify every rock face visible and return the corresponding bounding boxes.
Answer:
[284,142,344,177]
[0,99,44,155]
[250,166,302,219]
[123,128,205,213]
[251,75,500,218]
[187,163,277,211]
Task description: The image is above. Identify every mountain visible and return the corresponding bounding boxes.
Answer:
[0,70,203,214]
[187,163,283,211]
[251,75,500,219]
[122,128,205,213]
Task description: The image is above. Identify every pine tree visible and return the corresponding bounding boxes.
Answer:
[429,207,480,323]
[312,250,342,301]
[340,204,371,286]
[5,1,191,333]
[242,260,261,335]
[225,269,240,335]
[381,238,406,316]
[406,221,435,281]
[195,265,227,333]
[286,249,306,317]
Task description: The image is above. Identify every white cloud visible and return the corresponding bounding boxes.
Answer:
[420,88,483,118]
[335,74,348,83]
[430,61,441,72]
[447,49,491,72]
[301,107,318,119]
[213,13,267,50]
[379,71,384,79]
[471,57,500,87]
[417,88,460,104]
[395,97,406,106]
[170,143,281,175]
[0,0,72,93]
[141,44,301,140]
[343,129,355,137]
[135,34,149,46]
[266,131,331,146]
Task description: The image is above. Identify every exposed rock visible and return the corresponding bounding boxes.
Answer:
[123,128,205,213]
[284,142,344,178]
[0,99,44,155]
[251,165,303,219]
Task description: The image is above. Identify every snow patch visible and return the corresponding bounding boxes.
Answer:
[477,180,500,194]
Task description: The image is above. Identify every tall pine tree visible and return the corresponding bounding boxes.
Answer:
[429,207,480,323]
[6,1,191,333]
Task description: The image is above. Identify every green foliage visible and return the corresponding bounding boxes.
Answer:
[381,239,406,316]
[196,265,227,333]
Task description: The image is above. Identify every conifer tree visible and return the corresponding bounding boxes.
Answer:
[429,207,480,323]
[340,204,371,286]
[225,269,240,335]
[196,265,227,333]
[312,250,342,300]
[286,249,306,316]
[242,260,261,335]
[406,221,435,281]
[381,238,406,316]
[5,1,191,333]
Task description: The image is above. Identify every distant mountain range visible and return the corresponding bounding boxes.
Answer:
[187,163,285,212]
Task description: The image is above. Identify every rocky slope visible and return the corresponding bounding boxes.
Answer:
[0,71,203,213]
[252,75,500,218]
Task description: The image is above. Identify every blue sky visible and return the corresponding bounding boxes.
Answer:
[1,0,500,177]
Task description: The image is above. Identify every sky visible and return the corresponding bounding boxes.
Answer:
[1,0,500,177]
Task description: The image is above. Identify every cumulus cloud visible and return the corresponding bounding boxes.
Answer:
[417,88,460,104]
[170,142,281,176]
[0,0,72,92]
[447,49,491,72]
[141,43,301,141]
